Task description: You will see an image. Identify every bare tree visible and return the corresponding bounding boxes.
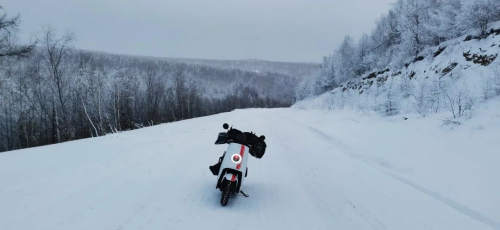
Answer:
[384,79,399,115]
[399,73,414,98]
[414,81,428,117]
[172,70,187,120]
[481,73,493,100]
[494,64,500,96]
[445,83,476,119]
[38,26,75,142]
[144,66,165,124]
[0,7,35,59]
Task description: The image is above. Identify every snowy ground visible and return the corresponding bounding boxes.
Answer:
[1,105,499,230]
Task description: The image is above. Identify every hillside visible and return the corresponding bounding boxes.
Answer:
[1,46,305,152]
[295,21,500,120]
[75,50,301,101]
[1,108,499,230]
[81,50,318,80]
[156,58,319,80]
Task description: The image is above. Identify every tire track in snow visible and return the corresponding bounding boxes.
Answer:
[264,113,388,230]
[276,112,500,230]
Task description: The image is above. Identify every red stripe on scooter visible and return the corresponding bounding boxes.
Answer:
[231,145,245,182]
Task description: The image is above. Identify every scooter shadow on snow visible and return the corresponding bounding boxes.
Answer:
[198,180,276,210]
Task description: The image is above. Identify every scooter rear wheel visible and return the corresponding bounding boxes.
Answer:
[220,181,232,206]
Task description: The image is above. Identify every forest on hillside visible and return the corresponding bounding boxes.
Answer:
[0,7,297,152]
[297,0,500,100]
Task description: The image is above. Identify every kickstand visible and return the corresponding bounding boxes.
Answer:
[240,190,249,197]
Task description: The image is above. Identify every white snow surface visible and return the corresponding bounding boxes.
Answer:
[1,106,500,230]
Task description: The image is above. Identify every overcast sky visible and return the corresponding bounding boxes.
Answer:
[3,0,394,63]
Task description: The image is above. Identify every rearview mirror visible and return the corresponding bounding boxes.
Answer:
[223,123,229,129]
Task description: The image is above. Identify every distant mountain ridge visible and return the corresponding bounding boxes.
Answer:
[158,57,319,79]
[78,49,318,80]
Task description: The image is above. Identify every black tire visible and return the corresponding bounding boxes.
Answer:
[220,181,232,206]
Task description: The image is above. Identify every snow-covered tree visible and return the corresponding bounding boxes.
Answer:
[399,73,415,98]
[318,55,337,92]
[356,33,372,74]
[426,0,461,43]
[335,35,358,82]
[396,0,432,64]
[414,81,429,116]
[367,9,401,68]
[384,79,400,116]
[457,0,500,35]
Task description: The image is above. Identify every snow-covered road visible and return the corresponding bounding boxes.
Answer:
[1,109,498,230]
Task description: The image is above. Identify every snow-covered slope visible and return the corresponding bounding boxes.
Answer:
[294,22,500,119]
[1,107,499,230]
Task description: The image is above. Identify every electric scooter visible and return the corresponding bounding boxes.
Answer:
[213,123,266,206]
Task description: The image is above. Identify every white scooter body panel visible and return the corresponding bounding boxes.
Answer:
[218,143,249,185]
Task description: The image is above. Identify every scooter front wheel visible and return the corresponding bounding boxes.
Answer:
[220,181,232,206]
